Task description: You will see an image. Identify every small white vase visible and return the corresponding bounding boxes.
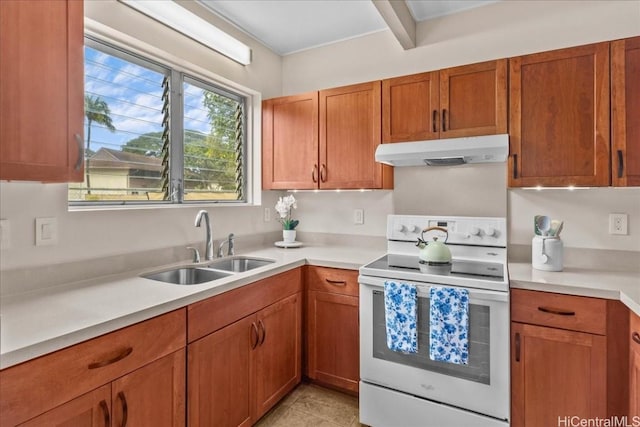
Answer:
[282,229,296,243]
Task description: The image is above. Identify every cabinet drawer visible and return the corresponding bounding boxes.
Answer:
[306,266,359,297]
[511,289,606,335]
[0,309,186,426]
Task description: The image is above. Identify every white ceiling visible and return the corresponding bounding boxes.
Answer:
[198,0,500,56]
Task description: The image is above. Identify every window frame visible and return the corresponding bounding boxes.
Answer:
[70,25,261,211]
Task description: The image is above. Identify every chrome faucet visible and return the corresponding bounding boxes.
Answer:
[194,210,214,261]
[217,233,235,258]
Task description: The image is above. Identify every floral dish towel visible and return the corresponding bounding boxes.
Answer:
[429,286,469,365]
[384,281,418,353]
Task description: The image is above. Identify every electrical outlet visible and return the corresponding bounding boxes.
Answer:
[354,209,364,225]
[263,207,271,222]
[609,213,628,235]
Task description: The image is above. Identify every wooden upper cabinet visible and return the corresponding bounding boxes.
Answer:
[382,71,439,142]
[509,43,611,187]
[262,92,319,190]
[440,60,507,138]
[263,82,392,190]
[382,59,507,143]
[320,81,390,189]
[0,0,84,182]
[612,36,640,187]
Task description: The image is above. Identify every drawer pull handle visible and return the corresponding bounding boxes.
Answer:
[99,400,110,427]
[537,306,576,316]
[250,322,259,349]
[432,109,438,133]
[325,278,347,286]
[515,332,521,362]
[320,164,327,182]
[442,109,447,132]
[312,164,318,183]
[633,332,640,345]
[74,133,84,171]
[117,391,128,427]
[258,319,266,345]
[88,347,133,369]
[618,150,624,179]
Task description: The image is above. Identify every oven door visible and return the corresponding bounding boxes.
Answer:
[359,274,510,421]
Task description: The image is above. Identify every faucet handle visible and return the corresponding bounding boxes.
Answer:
[228,233,235,256]
[187,246,201,263]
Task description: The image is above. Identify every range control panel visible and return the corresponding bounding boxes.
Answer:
[387,215,507,248]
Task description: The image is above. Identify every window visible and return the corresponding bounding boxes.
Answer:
[69,37,247,205]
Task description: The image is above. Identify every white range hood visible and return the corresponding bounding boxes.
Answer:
[375,134,509,167]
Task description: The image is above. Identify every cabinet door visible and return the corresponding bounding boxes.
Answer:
[254,293,302,420]
[509,43,610,187]
[112,349,185,427]
[382,71,439,143]
[511,322,606,427]
[630,312,640,418]
[262,92,319,190]
[18,385,111,427]
[440,59,507,138]
[320,82,391,189]
[188,315,255,427]
[307,290,359,393]
[612,36,640,187]
[0,0,84,182]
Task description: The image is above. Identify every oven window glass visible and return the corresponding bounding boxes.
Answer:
[372,290,490,385]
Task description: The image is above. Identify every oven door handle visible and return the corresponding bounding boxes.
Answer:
[358,275,509,303]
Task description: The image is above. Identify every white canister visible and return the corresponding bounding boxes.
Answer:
[532,236,564,271]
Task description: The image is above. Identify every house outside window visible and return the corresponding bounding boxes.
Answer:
[69,37,248,206]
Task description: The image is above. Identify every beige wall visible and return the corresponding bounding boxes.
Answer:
[2,1,640,272]
[281,0,640,252]
[0,1,284,271]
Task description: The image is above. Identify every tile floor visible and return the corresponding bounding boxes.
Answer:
[255,382,364,427]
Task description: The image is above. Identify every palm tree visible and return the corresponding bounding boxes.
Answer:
[84,95,116,194]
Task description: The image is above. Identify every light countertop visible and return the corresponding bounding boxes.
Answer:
[509,262,640,315]
[2,244,638,370]
[0,243,384,370]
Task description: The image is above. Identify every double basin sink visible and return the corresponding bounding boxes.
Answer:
[142,256,275,285]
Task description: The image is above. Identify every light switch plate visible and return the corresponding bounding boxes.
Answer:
[0,219,10,250]
[354,209,364,225]
[35,217,58,246]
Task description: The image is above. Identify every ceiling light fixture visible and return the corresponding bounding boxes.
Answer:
[119,0,252,65]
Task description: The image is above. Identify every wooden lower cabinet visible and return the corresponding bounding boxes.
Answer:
[188,292,302,426]
[18,350,185,427]
[18,385,112,427]
[631,311,640,417]
[511,323,607,427]
[306,266,359,394]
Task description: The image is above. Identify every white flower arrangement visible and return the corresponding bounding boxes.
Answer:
[275,195,299,230]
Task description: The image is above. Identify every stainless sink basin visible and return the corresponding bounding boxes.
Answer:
[142,267,232,285]
[206,256,275,273]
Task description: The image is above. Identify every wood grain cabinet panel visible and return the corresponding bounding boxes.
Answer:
[382,59,507,143]
[18,385,112,427]
[509,42,610,187]
[631,311,640,418]
[612,36,640,187]
[254,293,302,419]
[511,322,607,427]
[263,82,392,190]
[306,266,360,394]
[0,309,186,426]
[188,273,302,427]
[262,92,319,190]
[0,0,84,182]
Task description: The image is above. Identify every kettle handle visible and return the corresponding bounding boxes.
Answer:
[421,226,449,243]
